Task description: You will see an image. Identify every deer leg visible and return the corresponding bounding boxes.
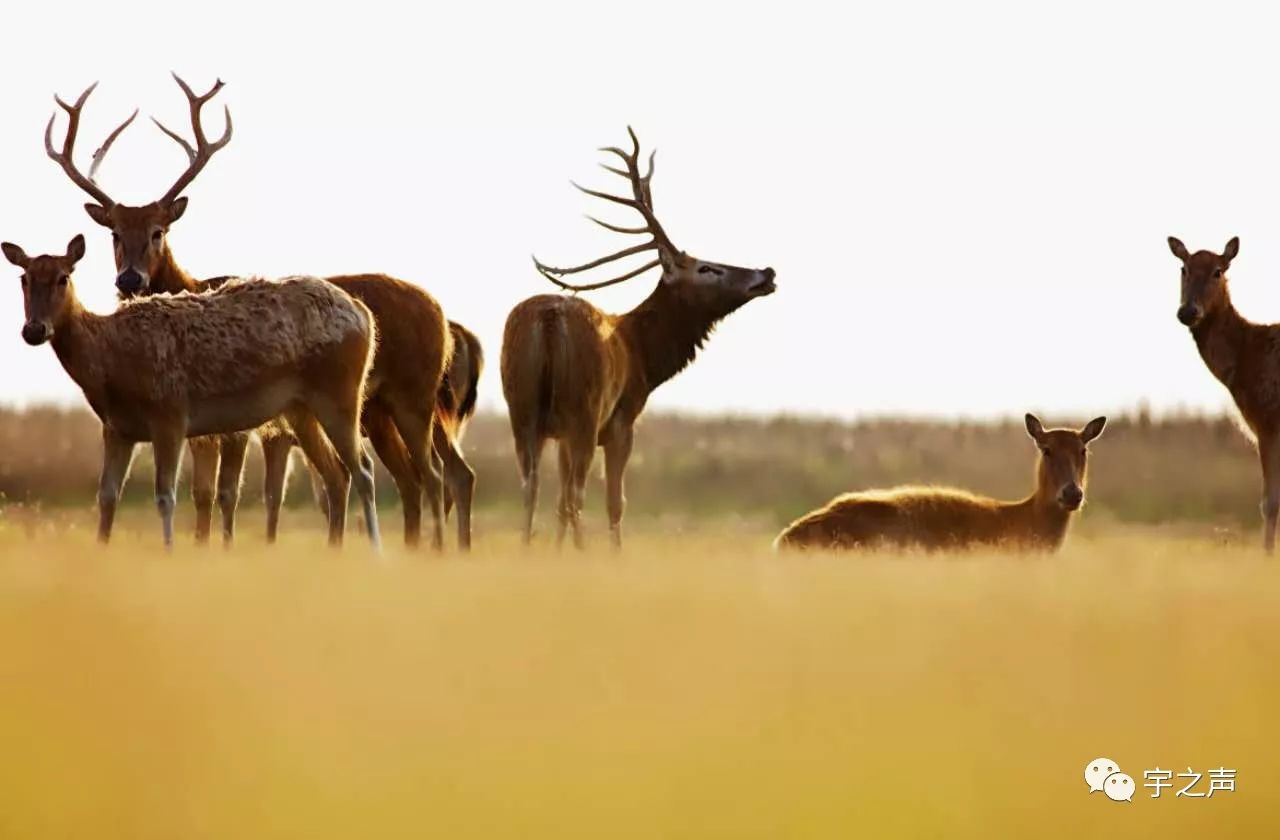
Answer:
[364,402,420,547]
[514,431,545,546]
[438,436,475,552]
[1260,434,1280,553]
[603,426,633,550]
[261,433,294,544]
[313,399,381,550]
[217,433,250,547]
[97,428,136,544]
[287,409,351,547]
[188,436,219,545]
[152,422,188,550]
[387,401,443,551]
[555,443,573,549]
[567,436,594,551]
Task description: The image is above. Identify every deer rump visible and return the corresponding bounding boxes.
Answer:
[502,296,626,443]
[105,276,373,439]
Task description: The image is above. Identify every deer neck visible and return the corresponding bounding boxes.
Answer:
[617,281,737,393]
[48,296,106,402]
[1189,293,1253,394]
[146,245,202,295]
[1001,481,1073,549]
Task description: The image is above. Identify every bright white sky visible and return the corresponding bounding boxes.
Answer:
[1,0,1276,419]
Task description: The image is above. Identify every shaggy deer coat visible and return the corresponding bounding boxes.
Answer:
[774,415,1106,552]
[4,235,380,548]
[46,76,453,548]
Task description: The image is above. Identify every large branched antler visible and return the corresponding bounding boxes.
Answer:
[534,127,681,292]
[152,72,234,206]
[44,82,138,207]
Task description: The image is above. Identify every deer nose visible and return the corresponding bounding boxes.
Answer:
[1059,484,1084,510]
[763,267,776,281]
[21,322,50,345]
[116,269,144,296]
[1177,304,1201,326]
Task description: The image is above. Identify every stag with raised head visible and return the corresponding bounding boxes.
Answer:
[3,235,380,548]
[774,415,1107,552]
[502,128,776,548]
[49,76,455,549]
[1168,236,1280,552]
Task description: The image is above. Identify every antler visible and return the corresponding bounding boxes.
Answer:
[44,82,138,207]
[152,72,233,206]
[534,126,681,292]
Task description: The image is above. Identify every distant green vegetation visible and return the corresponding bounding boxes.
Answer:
[0,405,1262,535]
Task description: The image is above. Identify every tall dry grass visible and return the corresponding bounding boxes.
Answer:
[0,524,1275,838]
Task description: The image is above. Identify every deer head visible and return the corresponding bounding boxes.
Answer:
[533,127,776,306]
[2,235,86,346]
[45,74,232,297]
[1168,236,1239,328]
[1025,414,1106,511]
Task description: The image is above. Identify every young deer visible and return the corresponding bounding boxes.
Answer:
[49,76,454,549]
[3,235,380,548]
[774,415,1106,552]
[1168,236,1280,552]
[502,128,776,548]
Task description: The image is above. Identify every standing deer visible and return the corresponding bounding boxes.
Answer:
[43,81,248,545]
[774,415,1107,552]
[49,76,455,549]
[1168,236,1280,552]
[502,128,776,548]
[3,235,380,548]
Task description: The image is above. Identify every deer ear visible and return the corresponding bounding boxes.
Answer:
[65,234,86,264]
[1223,236,1240,262]
[166,196,188,224]
[1168,237,1190,261]
[1081,416,1107,444]
[1,243,29,268]
[84,203,113,228]
[1024,413,1046,442]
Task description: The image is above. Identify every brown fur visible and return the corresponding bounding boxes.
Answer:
[433,321,483,548]
[1169,236,1280,551]
[3,235,381,549]
[62,84,453,549]
[774,415,1106,553]
[503,260,775,548]
[504,130,775,549]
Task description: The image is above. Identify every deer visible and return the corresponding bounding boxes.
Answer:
[3,234,380,549]
[502,127,776,549]
[1167,236,1280,552]
[47,76,455,549]
[773,415,1107,552]
[310,319,483,548]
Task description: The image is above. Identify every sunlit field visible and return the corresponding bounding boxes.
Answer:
[0,508,1276,838]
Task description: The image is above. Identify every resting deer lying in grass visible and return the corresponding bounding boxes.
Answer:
[3,235,380,549]
[1168,236,1280,552]
[774,415,1106,552]
[49,76,453,549]
[503,128,776,548]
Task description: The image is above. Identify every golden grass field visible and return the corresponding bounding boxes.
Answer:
[1,507,1277,838]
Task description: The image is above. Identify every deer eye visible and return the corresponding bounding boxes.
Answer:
[1213,268,1223,279]
[697,265,724,276]
[151,230,163,243]
[111,232,120,245]
[1040,447,1051,457]
[58,275,69,287]
[19,276,27,288]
